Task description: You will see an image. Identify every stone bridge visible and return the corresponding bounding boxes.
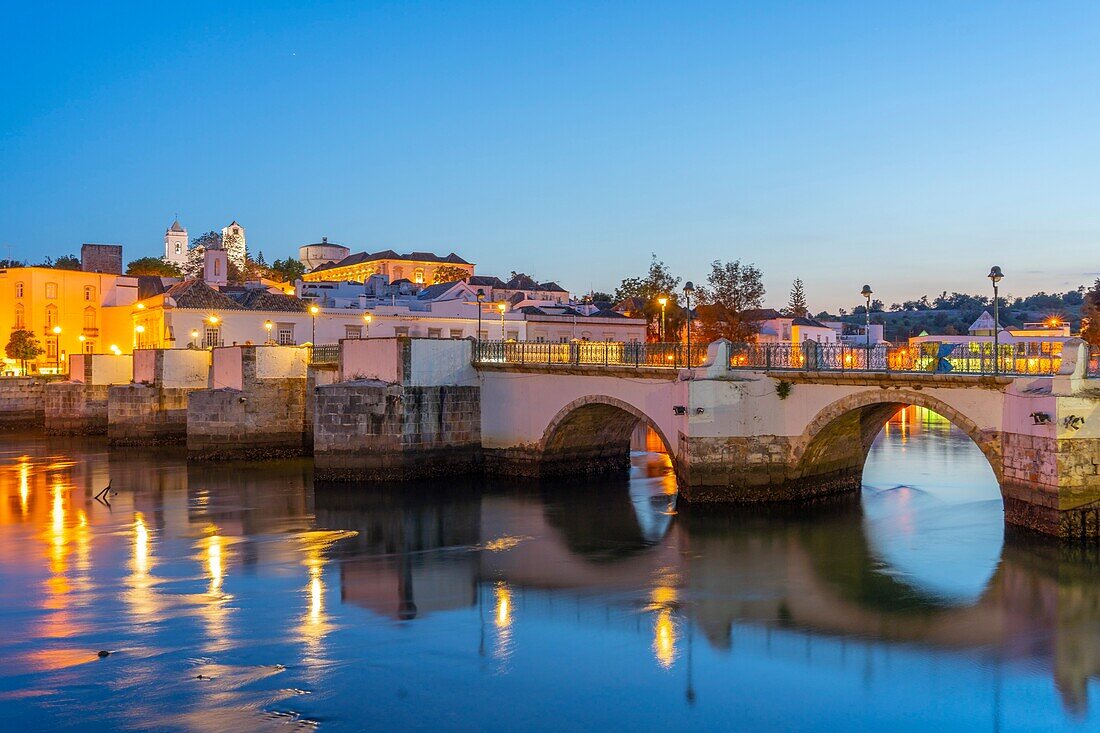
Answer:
[472,339,1100,539]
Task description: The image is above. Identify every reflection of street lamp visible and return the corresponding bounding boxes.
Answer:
[362,311,372,338]
[988,266,1004,374]
[860,285,873,347]
[309,304,320,344]
[497,302,506,340]
[658,296,668,341]
[683,282,694,367]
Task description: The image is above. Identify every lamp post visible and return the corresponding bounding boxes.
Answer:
[683,282,694,367]
[988,266,1003,374]
[191,329,200,348]
[264,320,273,344]
[476,289,485,344]
[134,323,145,349]
[658,296,668,341]
[860,285,873,348]
[362,312,372,339]
[498,302,507,341]
[309,304,320,345]
[51,325,61,372]
[78,334,86,355]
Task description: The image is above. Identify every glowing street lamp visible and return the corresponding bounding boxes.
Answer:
[362,311,372,338]
[497,302,507,341]
[860,285,873,347]
[309,304,320,344]
[988,266,1004,374]
[657,296,668,342]
[51,325,61,371]
[190,329,200,348]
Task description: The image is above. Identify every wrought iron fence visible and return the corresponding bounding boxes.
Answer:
[729,341,1063,376]
[474,340,705,368]
[309,344,341,365]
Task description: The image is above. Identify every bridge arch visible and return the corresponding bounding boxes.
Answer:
[538,395,676,478]
[793,389,1002,492]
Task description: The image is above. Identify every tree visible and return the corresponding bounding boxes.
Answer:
[54,254,81,270]
[787,278,808,317]
[267,257,306,284]
[222,230,246,271]
[589,291,614,303]
[695,259,765,342]
[126,257,182,277]
[614,255,684,340]
[432,265,472,284]
[181,231,221,279]
[1082,279,1100,347]
[6,329,44,374]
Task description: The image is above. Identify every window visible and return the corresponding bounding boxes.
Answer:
[83,307,96,329]
[84,341,94,354]
[479,330,488,340]
[15,282,23,298]
[47,339,58,359]
[232,227,239,235]
[45,282,58,299]
[204,327,221,348]
[214,259,221,276]
[534,335,545,343]
[506,329,519,341]
[449,329,464,339]
[45,305,57,328]
[413,268,425,284]
[394,327,410,337]
[428,328,442,339]
[84,286,95,302]
[344,326,362,340]
[175,242,182,254]
[277,325,295,345]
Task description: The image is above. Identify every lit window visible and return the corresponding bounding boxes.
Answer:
[45,282,58,299]
[83,307,96,329]
[15,282,23,298]
[414,268,425,284]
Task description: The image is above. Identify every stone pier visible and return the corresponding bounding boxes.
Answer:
[44,354,133,435]
[313,338,482,481]
[108,349,211,445]
[0,377,54,430]
[187,345,311,459]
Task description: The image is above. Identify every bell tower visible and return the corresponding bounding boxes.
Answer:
[165,219,188,266]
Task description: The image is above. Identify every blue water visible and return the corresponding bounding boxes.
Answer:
[1,410,1097,731]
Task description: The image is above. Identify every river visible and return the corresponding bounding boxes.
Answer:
[1,406,1097,731]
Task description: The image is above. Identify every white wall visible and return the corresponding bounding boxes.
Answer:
[255,345,308,379]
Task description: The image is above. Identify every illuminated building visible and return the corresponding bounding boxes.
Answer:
[302,249,474,285]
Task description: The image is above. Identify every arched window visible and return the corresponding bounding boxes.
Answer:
[45,282,58,299]
[414,268,425,284]
[84,285,96,302]
[214,259,221,276]
[45,304,57,328]
[83,307,96,329]
[14,304,24,329]
[15,282,23,298]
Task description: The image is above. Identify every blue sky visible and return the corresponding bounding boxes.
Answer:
[2,1,1098,311]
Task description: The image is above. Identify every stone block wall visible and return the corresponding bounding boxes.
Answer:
[313,381,481,481]
[187,379,309,459]
[44,382,112,435]
[107,384,195,445]
[1002,432,1100,539]
[0,378,49,430]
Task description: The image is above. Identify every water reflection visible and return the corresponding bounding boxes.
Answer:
[0,431,1098,730]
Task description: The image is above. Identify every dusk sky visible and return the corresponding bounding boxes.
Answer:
[2,1,1098,311]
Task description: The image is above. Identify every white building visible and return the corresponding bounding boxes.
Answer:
[164,220,188,267]
[220,221,247,271]
[908,311,1074,357]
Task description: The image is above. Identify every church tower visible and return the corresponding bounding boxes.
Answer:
[165,219,188,266]
[221,221,247,271]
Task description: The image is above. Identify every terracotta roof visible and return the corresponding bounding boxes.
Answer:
[309,249,472,273]
[168,219,185,233]
[164,280,244,310]
[741,308,783,321]
[228,289,310,312]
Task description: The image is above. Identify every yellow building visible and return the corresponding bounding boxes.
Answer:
[302,250,474,285]
[0,267,137,374]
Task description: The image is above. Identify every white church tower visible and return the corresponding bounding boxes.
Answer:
[221,221,247,271]
[165,219,188,266]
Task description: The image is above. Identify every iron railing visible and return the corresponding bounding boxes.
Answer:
[474,340,705,368]
[729,342,1064,376]
[309,344,341,365]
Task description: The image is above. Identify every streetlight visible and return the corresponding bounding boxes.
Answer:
[860,285,873,348]
[988,266,1004,374]
[498,302,507,341]
[683,281,695,367]
[134,324,145,349]
[658,296,668,341]
[190,329,200,348]
[362,311,372,338]
[51,325,61,372]
[476,289,485,344]
[264,320,273,343]
[309,304,320,345]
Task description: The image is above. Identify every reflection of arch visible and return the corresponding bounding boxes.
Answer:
[539,396,676,478]
[795,390,1002,488]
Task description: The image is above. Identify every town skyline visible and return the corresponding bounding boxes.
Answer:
[3,2,1099,310]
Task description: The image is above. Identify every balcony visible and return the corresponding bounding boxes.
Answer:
[82,327,100,337]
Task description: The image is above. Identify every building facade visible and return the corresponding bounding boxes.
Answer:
[302,250,475,285]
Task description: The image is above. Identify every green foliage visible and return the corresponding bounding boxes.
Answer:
[775,380,792,400]
[267,257,306,284]
[613,255,685,340]
[1083,279,1100,347]
[432,264,471,284]
[35,255,81,270]
[126,257,182,277]
[787,278,808,317]
[6,329,44,370]
[695,259,765,342]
